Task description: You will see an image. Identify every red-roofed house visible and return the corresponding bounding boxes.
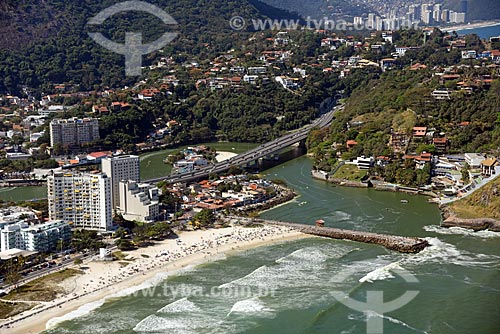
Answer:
[346,140,358,149]
[87,151,112,162]
[412,127,427,137]
[92,105,109,114]
[433,137,448,153]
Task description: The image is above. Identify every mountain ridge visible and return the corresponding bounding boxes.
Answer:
[0,0,301,94]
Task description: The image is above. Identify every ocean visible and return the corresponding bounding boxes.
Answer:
[457,23,500,39]
[44,157,500,334]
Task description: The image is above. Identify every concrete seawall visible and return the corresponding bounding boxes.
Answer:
[236,218,429,253]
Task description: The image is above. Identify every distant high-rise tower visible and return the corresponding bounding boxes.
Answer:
[422,10,433,25]
[460,0,468,14]
[460,0,468,21]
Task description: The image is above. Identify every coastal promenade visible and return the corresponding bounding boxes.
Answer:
[227,217,429,253]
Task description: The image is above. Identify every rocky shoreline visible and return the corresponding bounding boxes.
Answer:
[440,205,500,232]
[311,170,438,196]
[238,187,297,214]
[313,170,499,233]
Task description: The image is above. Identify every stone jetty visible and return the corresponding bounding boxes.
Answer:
[230,217,429,253]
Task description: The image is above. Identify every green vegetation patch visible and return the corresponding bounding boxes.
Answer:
[449,177,500,219]
[0,301,33,319]
[3,269,82,302]
[332,164,367,181]
[111,251,130,261]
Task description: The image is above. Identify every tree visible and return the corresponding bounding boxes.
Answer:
[114,227,128,239]
[227,165,243,175]
[115,238,135,251]
[461,162,470,184]
[193,209,215,228]
[3,256,25,285]
[416,144,436,154]
[159,190,182,212]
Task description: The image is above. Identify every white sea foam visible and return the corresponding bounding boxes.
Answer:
[423,225,500,238]
[333,211,352,221]
[365,311,429,333]
[227,297,274,317]
[46,271,171,330]
[157,297,200,313]
[275,247,329,265]
[358,262,402,283]
[402,237,500,268]
[133,314,196,333]
[221,245,353,290]
[330,257,396,285]
[45,299,107,330]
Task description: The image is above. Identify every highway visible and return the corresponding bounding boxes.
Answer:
[145,105,341,184]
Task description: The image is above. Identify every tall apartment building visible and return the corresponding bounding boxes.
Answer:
[422,10,433,25]
[119,180,160,222]
[433,4,442,22]
[408,4,421,21]
[0,220,71,252]
[101,155,140,209]
[50,117,99,147]
[47,171,112,231]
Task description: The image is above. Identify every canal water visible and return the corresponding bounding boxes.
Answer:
[40,156,500,334]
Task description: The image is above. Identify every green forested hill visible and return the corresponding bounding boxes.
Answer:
[0,0,300,94]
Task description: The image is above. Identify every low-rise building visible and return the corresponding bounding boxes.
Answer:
[412,127,427,137]
[465,153,485,168]
[433,137,448,153]
[119,180,160,222]
[0,220,71,252]
[355,156,374,170]
[432,89,452,100]
[6,152,31,160]
[481,158,499,177]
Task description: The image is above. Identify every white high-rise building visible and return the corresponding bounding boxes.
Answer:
[422,10,433,24]
[119,180,160,222]
[441,9,450,23]
[101,155,140,209]
[367,13,376,29]
[433,4,442,22]
[408,4,421,21]
[49,117,99,147]
[421,4,433,13]
[1,220,71,252]
[47,171,112,231]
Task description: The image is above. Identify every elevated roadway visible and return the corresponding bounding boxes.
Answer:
[145,105,342,184]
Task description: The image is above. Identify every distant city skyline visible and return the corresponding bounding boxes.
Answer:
[354,2,468,31]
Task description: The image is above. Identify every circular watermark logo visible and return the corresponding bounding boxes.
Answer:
[330,266,419,334]
[229,16,246,31]
[87,1,179,76]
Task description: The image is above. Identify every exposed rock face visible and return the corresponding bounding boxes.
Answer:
[298,225,429,253]
[239,188,296,213]
[440,205,500,232]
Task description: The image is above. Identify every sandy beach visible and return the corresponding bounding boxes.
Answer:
[0,224,307,334]
[215,150,238,162]
[440,20,500,32]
